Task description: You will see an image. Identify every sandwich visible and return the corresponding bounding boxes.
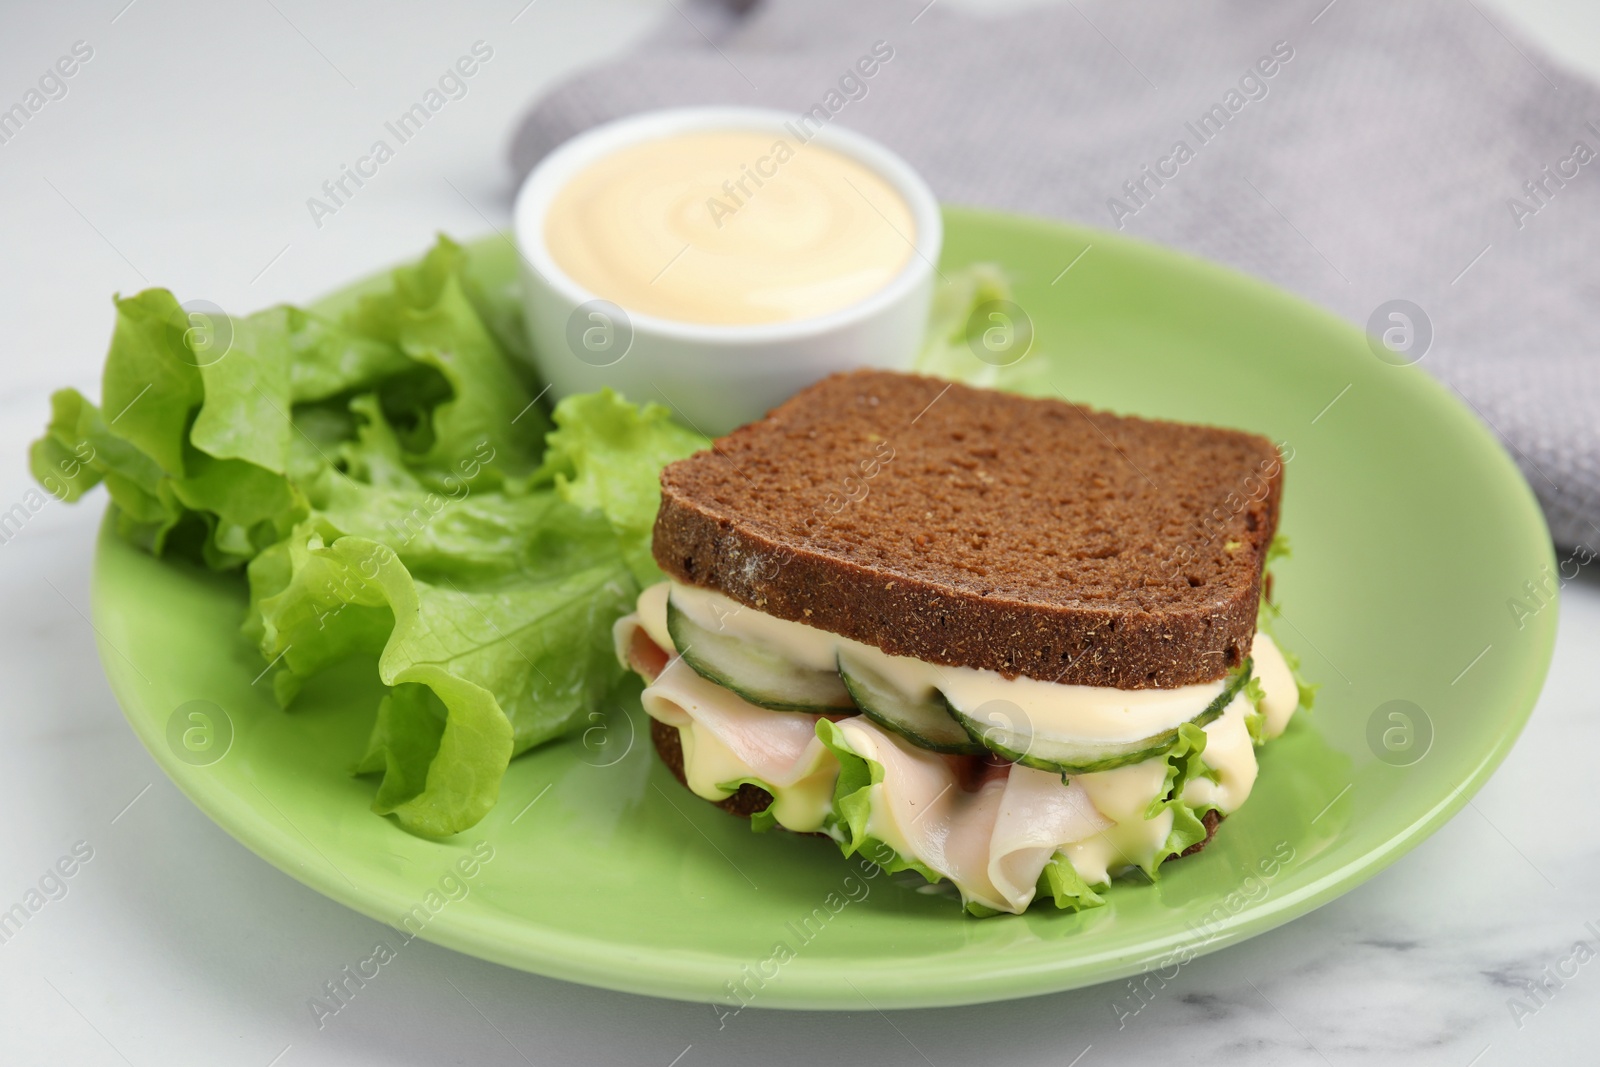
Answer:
[614,370,1311,916]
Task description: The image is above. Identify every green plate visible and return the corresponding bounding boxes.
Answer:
[90,207,1557,1009]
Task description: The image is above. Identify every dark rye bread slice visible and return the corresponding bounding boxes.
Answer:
[653,370,1283,688]
[651,716,1225,852]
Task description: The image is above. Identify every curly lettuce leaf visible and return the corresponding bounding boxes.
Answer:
[913,263,1014,386]
[35,235,721,835]
[1283,644,1318,714]
[32,387,161,506]
[31,236,553,573]
[748,805,778,834]
[535,389,709,583]
[348,235,547,488]
[248,503,634,835]
[282,305,416,405]
[30,293,338,566]
[1139,721,1215,877]
[99,289,206,476]
[362,683,451,817]
[1160,803,1212,872]
[171,449,307,567]
[1242,675,1268,745]
[1036,853,1107,912]
[32,326,307,568]
[192,309,295,475]
[238,384,671,835]
[815,719,943,885]
[1258,536,1319,716]
[306,401,587,581]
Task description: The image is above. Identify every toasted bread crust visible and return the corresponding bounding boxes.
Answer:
[654,371,1283,687]
[1182,809,1225,856]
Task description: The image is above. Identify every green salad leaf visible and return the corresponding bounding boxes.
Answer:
[815,719,943,886]
[1258,537,1319,717]
[32,235,708,836]
[913,262,1014,386]
[246,510,634,835]
[1242,675,1268,745]
[1146,722,1216,873]
[536,389,709,584]
[101,289,207,476]
[347,236,548,488]
[1036,853,1107,912]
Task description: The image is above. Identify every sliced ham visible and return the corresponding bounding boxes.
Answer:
[988,764,1113,911]
[642,658,828,788]
[833,719,1111,913]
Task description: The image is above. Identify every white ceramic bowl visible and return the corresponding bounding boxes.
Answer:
[512,107,942,436]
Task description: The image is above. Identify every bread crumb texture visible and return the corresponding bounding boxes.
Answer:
[653,371,1283,688]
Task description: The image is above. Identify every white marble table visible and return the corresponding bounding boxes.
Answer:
[1,1,1594,1063]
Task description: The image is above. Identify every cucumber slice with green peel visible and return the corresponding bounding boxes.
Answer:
[943,660,1255,775]
[665,597,855,713]
[837,651,985,755]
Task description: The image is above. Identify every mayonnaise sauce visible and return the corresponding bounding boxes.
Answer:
[668,581,1265,744]
[544,130,916,325]
[1063,758,1175,885]
[1251,632,1299,739]
[1181,693,1259,814]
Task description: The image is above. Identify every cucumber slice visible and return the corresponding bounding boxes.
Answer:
[943,660,1254,774]
[837,651,985,755]
[665,597,854,713]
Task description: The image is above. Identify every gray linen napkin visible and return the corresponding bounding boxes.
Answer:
[509,0,1600,550]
